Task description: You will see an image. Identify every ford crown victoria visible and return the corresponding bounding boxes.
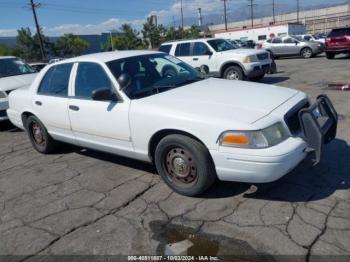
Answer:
[7,51,338,196]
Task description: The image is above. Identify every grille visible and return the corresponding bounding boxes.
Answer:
[257,53,269,60]
[284,100,310,135]
[0,110,7,118]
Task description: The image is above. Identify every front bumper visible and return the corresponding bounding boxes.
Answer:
[245,62,271,78]
[211,95,338,183]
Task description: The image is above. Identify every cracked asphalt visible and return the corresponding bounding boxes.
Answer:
[0,55,349,261]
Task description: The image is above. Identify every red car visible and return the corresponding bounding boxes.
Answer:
[325,27,350,59]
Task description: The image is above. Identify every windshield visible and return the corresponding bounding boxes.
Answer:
[0,58,35,78]
[107,53,201,99]
[207,39,237,52]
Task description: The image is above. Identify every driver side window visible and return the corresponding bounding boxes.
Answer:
[193,42,210,56]
[75,62,113,99]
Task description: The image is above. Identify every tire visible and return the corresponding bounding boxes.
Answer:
[26,115,57,154]
[326,53,335,59]
[154,134,217,196]
[223,65,244,80]
[301,47,313,59]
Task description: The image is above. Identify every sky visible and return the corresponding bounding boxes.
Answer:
[0,0,347,37]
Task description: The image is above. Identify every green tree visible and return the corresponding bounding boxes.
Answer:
[54,34,89,57]
[0,44,13,56]
[142,17,162,49]
[183,26,200,39]
[105,24,144,51]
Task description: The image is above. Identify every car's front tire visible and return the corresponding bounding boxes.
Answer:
[26,115,57,154]
[223,66,243,81]
[301,47,313,59]
[155,134,217,196]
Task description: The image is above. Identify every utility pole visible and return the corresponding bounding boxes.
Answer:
[198,8,202,28]
[29,0,45,61]
[222,0,228,31]
[247,0,256,28]
[297,0,300,23]
[180,0,184,38]
[272,0,276,23]
[109,31,114,51]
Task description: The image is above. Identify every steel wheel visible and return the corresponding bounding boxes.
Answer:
[164,147,198,188]
[31,121,46,147]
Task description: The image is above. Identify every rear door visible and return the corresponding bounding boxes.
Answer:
[174,42,192,65]
[33,63,75,143]
[270,38,284,55]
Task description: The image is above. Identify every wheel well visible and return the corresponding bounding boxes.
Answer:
[148,129,206,162]
[21,112,35,129]
[220,62,243,78]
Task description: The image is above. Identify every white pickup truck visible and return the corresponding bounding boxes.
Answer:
[159,38,272,81]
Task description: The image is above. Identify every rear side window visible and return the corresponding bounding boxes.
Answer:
[175,43,191,56]
[75,62,112,99]
[38,63,72,96]
[283,38,295,43]
[159,44,172,54]
[328,28,350,37]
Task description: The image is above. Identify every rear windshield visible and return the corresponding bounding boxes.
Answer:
[328,28,350,37]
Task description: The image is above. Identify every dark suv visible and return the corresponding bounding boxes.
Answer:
[325,27,350,59]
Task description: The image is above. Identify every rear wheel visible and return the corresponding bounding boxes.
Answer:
[301,47,313,59]
[155,134,217,196]
[26,115,57,154]
[326,53,335,59]
[223,65,243,81]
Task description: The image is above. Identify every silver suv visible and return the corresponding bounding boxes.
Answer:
[261,36,324,59]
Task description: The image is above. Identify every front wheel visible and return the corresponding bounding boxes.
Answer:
[155,134,217,196]
[26,115,58,154]
[223,66,244,80]
[301,47,313,59]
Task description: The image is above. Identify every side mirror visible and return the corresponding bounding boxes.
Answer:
[91,88,115,101]
[206,50,213,56]
[117,73,131,90]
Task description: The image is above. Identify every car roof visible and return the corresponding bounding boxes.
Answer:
[162,38,216,45]
[56,50,162,65]
[0,56,16,60]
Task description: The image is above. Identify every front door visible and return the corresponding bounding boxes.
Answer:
[68,62,133,157]
[191,42,215,73]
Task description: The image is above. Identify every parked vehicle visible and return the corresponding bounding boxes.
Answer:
[241,40,257,49]
[325,27,350,59]
[7,51,338,196]
[159,38,271,81]
[261,36,324,59]
[29,62,48,72]
[0,56,37,122]
[294,34,325,44]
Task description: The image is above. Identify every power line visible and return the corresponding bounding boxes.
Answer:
[29,0,46,61]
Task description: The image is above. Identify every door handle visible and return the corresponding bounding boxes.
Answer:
[69,105,80,111]
[35,101,42,106]
[193,58,199,61]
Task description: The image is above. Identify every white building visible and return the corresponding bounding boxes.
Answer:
[214,22,306,42]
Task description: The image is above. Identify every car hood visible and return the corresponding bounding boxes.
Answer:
[221,48,267,56]
[138,78,299,125]
[0,73,37,92]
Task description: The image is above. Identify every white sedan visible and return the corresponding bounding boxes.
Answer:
[7,51,338,196]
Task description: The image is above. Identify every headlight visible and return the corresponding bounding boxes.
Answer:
[218,122,288,149]
[243,55,259,63]
[0,91,7,99]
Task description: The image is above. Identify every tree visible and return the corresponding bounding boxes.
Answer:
[12,27,50,61]
[54,34,89,57]
[106,24,144,51]
[0,44,12,56]
[142,17,162,49]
